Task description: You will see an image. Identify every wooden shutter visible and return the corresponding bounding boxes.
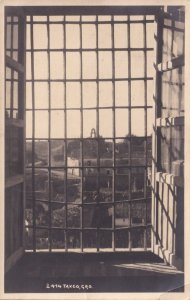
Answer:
[152,6,184,270]
[5,8,26,273]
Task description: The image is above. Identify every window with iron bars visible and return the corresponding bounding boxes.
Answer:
[20,14,155,252]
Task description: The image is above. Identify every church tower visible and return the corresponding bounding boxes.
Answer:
[90,128,96,138]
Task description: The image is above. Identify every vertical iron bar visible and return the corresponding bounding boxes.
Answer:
[63,16,68,252]
[151,16,157,250]
[127,16,132,251]
[96,15,100,252]
[10,17,14,119]
[161,182,164,248]
[79,15,83,252]
[169,20,175,174]
[111,16,116,251]
[10,16,13,59]
[143,16,148,251]
[166,186,169,250]
[19,14,27,249]
[47,16,52,252]
[167,19,175,253]
[156,12,163,169]
[18,15,25,120]
[10,71,14,119]
[30,16,36,251]
[153,11,163,248]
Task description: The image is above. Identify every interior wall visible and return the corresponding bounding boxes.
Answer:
[154,181,184,270]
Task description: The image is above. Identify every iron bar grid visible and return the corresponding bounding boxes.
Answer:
[25,14,154,252]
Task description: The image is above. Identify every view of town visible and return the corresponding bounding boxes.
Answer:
[25,133,152,250]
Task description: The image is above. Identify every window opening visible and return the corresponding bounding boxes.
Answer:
[25,14,155,252]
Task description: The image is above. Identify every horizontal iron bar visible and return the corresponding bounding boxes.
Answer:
[26,77,154,82]
[25,106,153,111]
[25,48,154,52]
[25,20,155,25]
[7,6,163,16]
[25,224,152,230]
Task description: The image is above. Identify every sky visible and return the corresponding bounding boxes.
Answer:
[26,16,155,138]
